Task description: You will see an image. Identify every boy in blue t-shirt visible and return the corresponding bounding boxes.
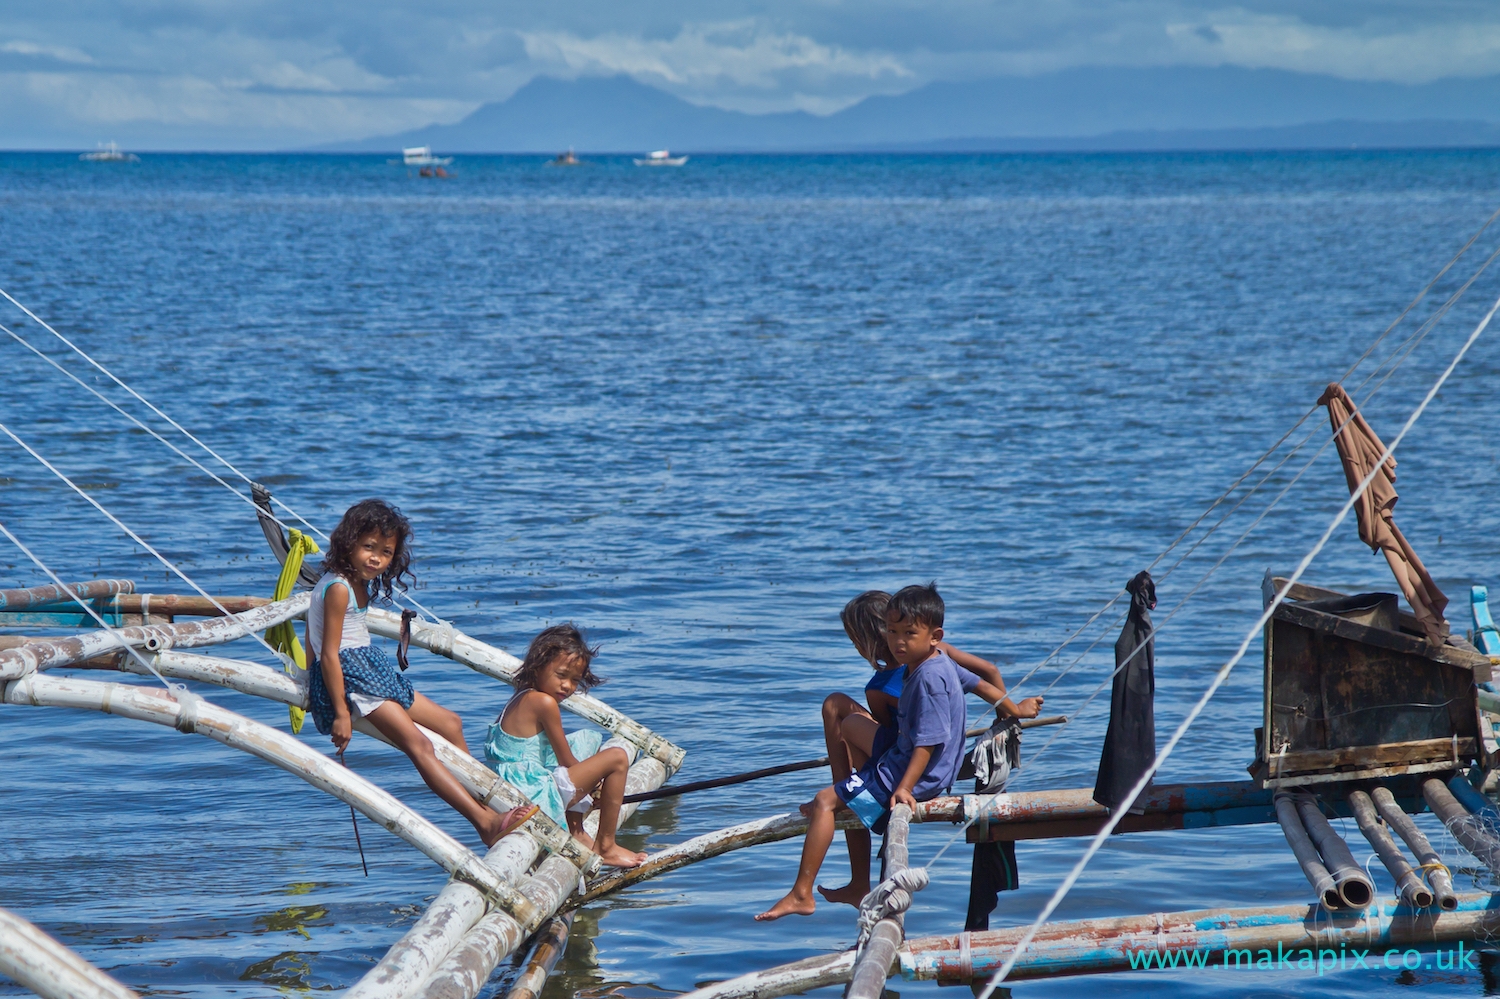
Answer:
[756,582,977,921]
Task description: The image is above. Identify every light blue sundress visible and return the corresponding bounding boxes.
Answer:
[484,724,604,825]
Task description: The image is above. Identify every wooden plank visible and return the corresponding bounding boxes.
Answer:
[1277,737,1475,771]
[1272,600,1488,671]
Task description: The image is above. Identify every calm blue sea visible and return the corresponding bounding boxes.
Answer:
[4,150,1500,998]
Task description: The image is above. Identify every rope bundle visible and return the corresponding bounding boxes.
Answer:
[855,866,930,949]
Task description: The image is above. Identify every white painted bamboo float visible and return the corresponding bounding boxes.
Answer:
[0,578,133,610]
[366,608,685,771]
[0,594,309,680]
[846,804,913,999]
[677,952,856,999]
[0,906,137,999]
[413,743,668,999]
[350,741,672,999]
[0,673,538,925]
[504,913,572,999]
[575,810,864,907]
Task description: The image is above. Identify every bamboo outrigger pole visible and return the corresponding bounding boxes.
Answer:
[0,672,541,926]
[0,905,137,999]
[366,607,686,771]
[0,594,308,680]
[846,804,917,999]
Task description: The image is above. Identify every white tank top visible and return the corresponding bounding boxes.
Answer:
[307,573,371,653]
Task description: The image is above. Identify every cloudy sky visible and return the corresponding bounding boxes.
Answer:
[4,1,1500,148]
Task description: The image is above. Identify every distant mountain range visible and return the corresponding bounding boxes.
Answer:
[324,68,1500,154]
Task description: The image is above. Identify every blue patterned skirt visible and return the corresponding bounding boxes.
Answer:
[308,644,415,735]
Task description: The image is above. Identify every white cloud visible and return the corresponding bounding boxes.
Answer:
[520,20,912,111]
[1166,13,1500,83]
[1,39,93,64]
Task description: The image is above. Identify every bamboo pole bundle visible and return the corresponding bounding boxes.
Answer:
[0,673,538,925]
[1292,795,1374,908]
[899,891,1500,982]
[1274,792,1340,909]
[575,810,865,907]
[504,913,572,999]
[1371,786,1458,910]
[0,579,133,610]
[846,804,915,999]
[0,906,138,999]
[1422,778,1500,877]
[0,594,309,680]
[1346,789,1432,907]
[111,594,269,617]
[412,744,668,999]
[366,608,685,771]
[351,744,673,999]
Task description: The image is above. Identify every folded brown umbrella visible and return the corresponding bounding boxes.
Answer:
[1317,383,1448,644]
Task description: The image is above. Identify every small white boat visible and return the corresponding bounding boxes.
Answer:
[400,146,453,166]
[634,149,688,166]
[79,142,139,163]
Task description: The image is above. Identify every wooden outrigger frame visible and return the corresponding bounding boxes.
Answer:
[7,570,1500,999]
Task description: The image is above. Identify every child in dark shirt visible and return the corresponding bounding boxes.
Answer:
[757,582,985,921]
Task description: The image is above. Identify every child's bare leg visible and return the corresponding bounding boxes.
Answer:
[757,785,841,921]
[565,748,645,868]
[819,713,879,907]
[565,810,594,851]
[820,694,864,782]
[406,692,471,755]
[366,701,514,846]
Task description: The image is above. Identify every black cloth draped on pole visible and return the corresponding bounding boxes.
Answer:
[1093,570,1157,812]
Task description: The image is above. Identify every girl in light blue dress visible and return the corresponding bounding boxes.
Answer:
[485,625,647,868]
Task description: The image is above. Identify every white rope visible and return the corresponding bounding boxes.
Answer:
[0,420,291,665]
[854,866,929,949]
[974,283,1500,997]
[0,516,190,696]
[0,293,447,624]
[1009,214,1500,695]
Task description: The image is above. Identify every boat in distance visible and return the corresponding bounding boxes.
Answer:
[549,149,583,166]
[395,145,453,166]
[79,142,139,162]
[634,149,688,166]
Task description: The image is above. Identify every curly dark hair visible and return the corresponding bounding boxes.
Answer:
[320,498,414,602]
[841,590,895,669]
[515,624,604,692]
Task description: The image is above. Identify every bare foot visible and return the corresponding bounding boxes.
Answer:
[571,829,596,851]
[598,843,647,868]
[817,882,869,908]
[799,800,817,819]
[480,804,537,847]
[755,891,816,921]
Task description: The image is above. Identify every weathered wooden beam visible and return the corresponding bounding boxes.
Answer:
[0,672,536,925]
[112,593,270,616]
[846,804,913,999]
[366,608,685,772]
[0,594,309,680]
[503,913,572,999]
[0,579,133,610]
[900,892,1500,982]
[0,905,138,999]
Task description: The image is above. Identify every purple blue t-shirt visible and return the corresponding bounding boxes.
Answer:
[872,651,971,800]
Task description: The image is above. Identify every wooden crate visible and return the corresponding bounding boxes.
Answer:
[1253,575,1493,788]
